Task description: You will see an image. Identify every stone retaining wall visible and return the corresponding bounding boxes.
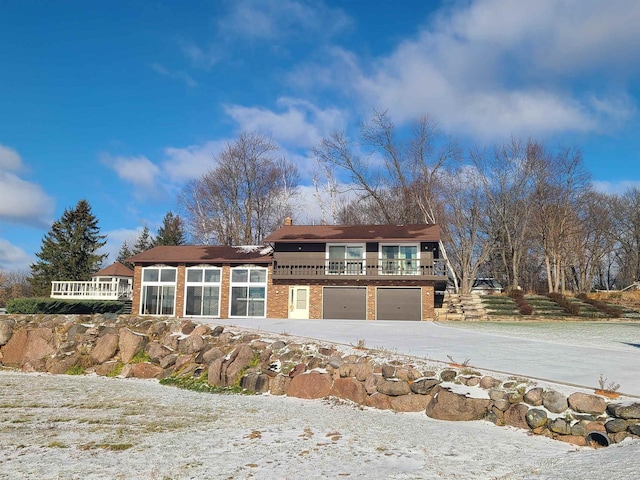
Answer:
[1,314,638,448]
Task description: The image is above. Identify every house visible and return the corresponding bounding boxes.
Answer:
[126,221,448,321]
[50,261,134,300]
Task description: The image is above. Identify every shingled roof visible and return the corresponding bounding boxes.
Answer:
[127,245,273,265]
[263,224,440,243]
[92,261,134,278]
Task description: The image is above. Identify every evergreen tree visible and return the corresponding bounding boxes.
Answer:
[116,240,135,269]
[30,199,107,296]
[154,211,186,246]
[133,226,154,252]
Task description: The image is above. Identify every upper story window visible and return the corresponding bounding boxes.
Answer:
[380,244,419,275]
[326,244,365,275]
[185,267,222,317]
[141,266,177,315]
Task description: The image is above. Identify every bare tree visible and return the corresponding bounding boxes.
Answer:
[608,187,640,287]
[180,132,299,245]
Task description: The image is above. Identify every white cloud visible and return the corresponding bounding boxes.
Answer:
[0,144,54,227]
[224,98,346,148]
[102,154,160,188]
[591,180,640,195]
[151,63,198,88]
[163,140,227,184]
[217,0,350,42]
[0,239,32,271]
[300,0,640,139]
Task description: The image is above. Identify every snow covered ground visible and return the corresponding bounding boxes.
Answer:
[0,371,638,480]
[210,318,640,397]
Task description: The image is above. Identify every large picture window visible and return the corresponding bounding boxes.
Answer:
[326,244,365,275]
[380,244,419,275]
[230,267,267,317]
[141,267,177,315]
[185,267,221,317]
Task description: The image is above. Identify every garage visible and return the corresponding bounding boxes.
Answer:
[376,287,422,321]
[322,287,367,320]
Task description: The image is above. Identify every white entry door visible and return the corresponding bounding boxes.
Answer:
[289,286,310,319]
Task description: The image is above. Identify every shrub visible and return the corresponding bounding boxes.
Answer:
[508,289,533,315]
[6,298,126,315]
[547,293,581,315]
[577,293,623,318]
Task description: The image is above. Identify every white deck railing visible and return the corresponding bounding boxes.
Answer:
[50,280,132,301]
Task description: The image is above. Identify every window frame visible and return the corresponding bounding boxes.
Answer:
[378,243,421,275]
[325,243,366,275]
[140,266,177,316]
[229,266,268,318]
[184,266,222,317]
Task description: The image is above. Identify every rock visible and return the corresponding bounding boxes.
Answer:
[526,409,548,429]
[173,354,193,372]
[288,363,306,377]
[46,353,82,374]
[381,364,395,378]
[440,369,457,382]
[95,361,119,376]
[605,418,629,433]
[201,346,224,365]
[329,377,367,404]
[568,392,607,415]
[542,390,568,414]
[628,423,640,436]
[269,374,291,395]
[555,435,587,447]
[206,344,255,387]
[191,324,211,337]
[1,327,56,367]
[90,333,119,363]
[354,363,374,382]
[211,325,224,336]
[493,399,510,412]
[522,387,544,407]
[364,373,381,394]
[390,394,431,412]
[365,393,392,410]
[503,403,530,429]
[585,421,606,432]
[125,362,163,379]
[118,328,148,363]
[395,367,421,382]
[160,354,178,369]
[411,378,441,395]
[338,363,358,378]
[489,389,507,401]
[425,386,491,421]
[610,432,630,444]
[607,402,640,420]
[571,421,588,437]
[0,318,15,345]
[507,392,523,404]
[466,377,480,387]
[180,320,196,334]
[328,356,344,369]
[287,372,332,399]
[241,373,270,393]
[548,418,571,435]
[377,379,411,396]
[479,376,501,389]
[148,342,172,361]
[178,334,205,355]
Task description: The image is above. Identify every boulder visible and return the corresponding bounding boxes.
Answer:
[555,435,587,447]
[338,363,358,378]
[365,393,392,410]
[208,344,254,387]
[354,363,374,382]
[118,328,148,363]
[628,423,640,436]
[425,386,491,421]
[377,379,411,396]
[605,418,629,433]
[479,376,501,389]
[147,342,172,361]
[492,399,510,412]
[1,328,56,367]
[390,394,431,412]
[174,354,193,372]
[523,387,544,406]
[542,390,568,414]
[201,346,225,365]
[211,325,224,337]
[46,353,82,375]
[287,372,332,399]
[489,389,507,401]
[381,364,395,378]
[241,372,270,393]
[0,318,15,345]
[503,403,530,430]
[123,362,163,379]
[525,409,548,429]
[364,373,381,394]
[410,378,441,395]
[95,361,120,376]
[191,324,211,337]
[548,418,571,435]
[607,402,640,420]
[269,374,291,395]
[178,334,205,355]
[90,333,119,364]
[568,392,607,415]
[328,356,344,369]
[440,369,457,382]
[159,353,178,369]
[571,421,588,437]
[329,377,367,404]
[180,320,196,334]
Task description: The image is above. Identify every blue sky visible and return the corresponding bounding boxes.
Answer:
[2,0,640,272]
